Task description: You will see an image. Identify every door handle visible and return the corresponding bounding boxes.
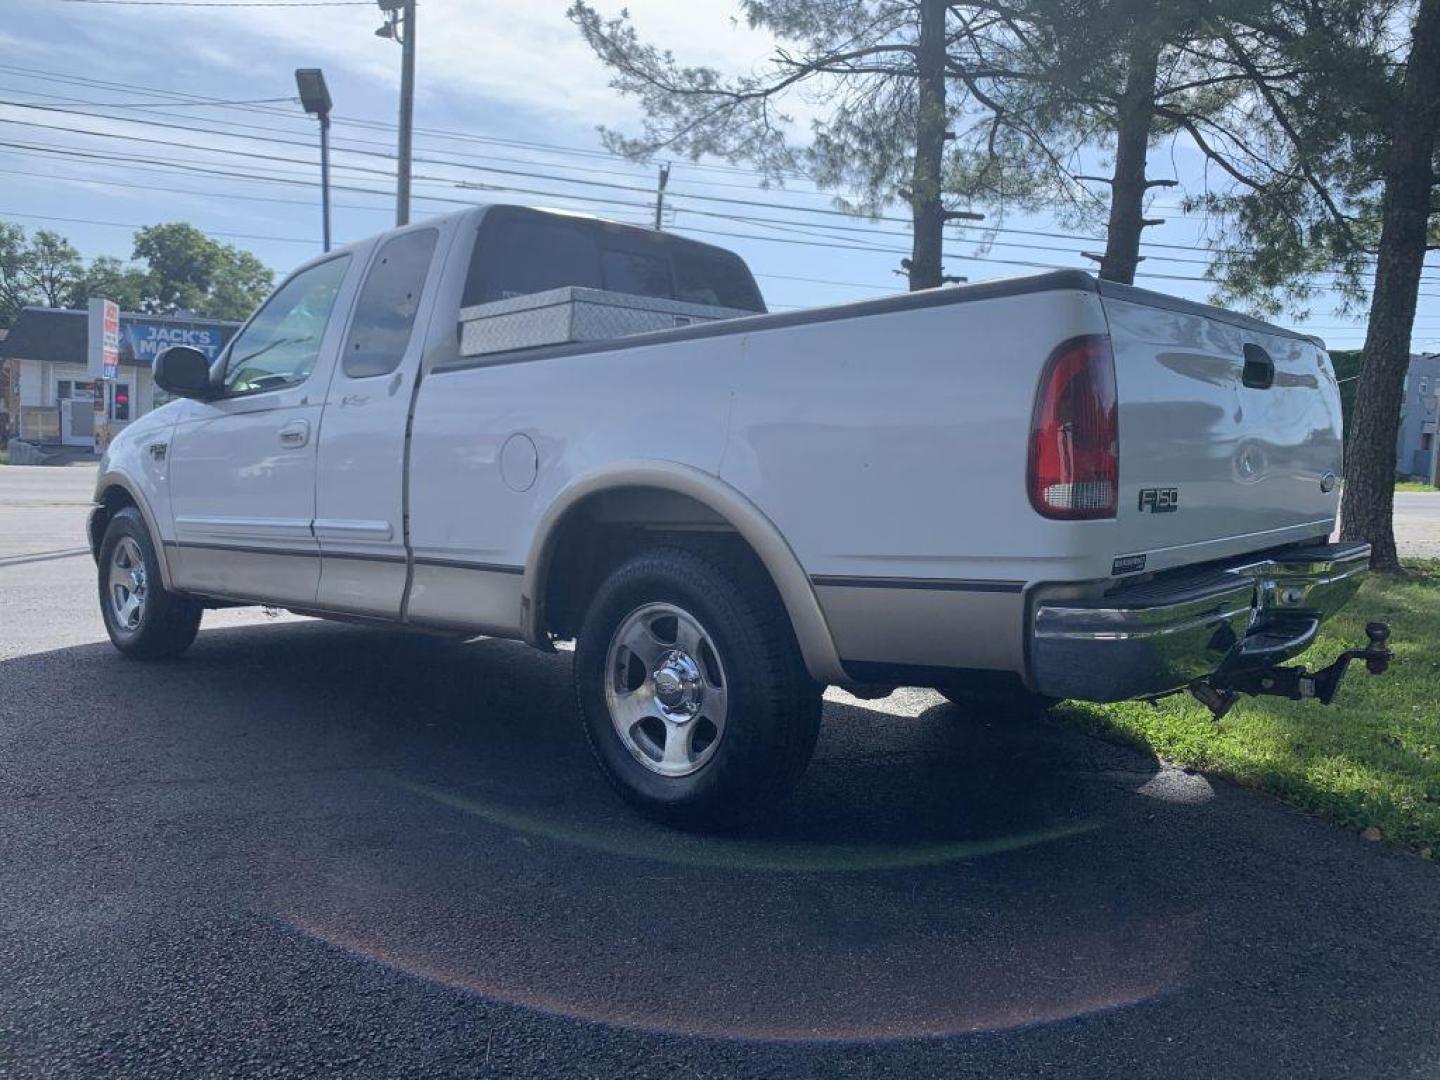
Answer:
[278,419,310,448]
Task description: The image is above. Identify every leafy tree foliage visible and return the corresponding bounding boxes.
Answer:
[569,0,1295,287]
[1,226,84,325]
[24,231,84,309]
[130,222,272,320]
[1192,0,1440,570]
[0,223,27,328]
[65,256,148,314]
[0,221,273,326]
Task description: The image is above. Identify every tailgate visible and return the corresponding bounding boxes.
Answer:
[1099,285,1343,573]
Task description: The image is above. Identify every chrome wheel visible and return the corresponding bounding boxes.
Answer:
[604,602,728,778]
[108,536,147,634]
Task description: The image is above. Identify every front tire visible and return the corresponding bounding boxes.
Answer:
[574,545,821,827]
[98,507,202,660]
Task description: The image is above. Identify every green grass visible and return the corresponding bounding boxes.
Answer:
[1396,479,1437,493]
[1053,561,1440,855]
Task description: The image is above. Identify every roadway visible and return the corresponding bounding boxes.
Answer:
[2,465,1437,1078]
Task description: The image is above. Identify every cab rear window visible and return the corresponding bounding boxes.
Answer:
[464,213,765,313]
[674,250,763,310]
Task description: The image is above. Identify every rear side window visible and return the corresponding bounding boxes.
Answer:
[343,229,438,378]
[601,248,671,299]
[673,250,764,311]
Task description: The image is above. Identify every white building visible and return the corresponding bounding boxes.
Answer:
[0,307,239,448]
[1398,353,1440,484]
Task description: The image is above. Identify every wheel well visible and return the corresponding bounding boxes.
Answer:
[90,485,137,557]
[539,486,773,640]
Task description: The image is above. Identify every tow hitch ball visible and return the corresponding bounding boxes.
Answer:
[1191,622,1393,720]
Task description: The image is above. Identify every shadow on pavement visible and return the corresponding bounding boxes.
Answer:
[3,618,1438,1071]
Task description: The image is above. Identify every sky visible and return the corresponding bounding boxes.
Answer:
[4,0,1440,351]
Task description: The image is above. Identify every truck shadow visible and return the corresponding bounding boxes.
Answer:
[6,619,1438,1055]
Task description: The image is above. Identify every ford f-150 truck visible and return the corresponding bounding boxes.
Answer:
[90,204,1392,824]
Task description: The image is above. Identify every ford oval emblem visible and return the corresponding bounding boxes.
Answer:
[1320,472,1337,493]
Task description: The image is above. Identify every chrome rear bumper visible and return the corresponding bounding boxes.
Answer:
[1030,542,1370,702]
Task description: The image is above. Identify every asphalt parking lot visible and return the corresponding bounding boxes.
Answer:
[3,466,1439,1079]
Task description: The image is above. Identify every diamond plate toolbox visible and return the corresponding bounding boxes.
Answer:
[459,287,753,358]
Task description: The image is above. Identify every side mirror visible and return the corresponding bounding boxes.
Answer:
[153,345,216,400]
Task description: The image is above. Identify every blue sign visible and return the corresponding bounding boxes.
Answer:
[120,321,230,365]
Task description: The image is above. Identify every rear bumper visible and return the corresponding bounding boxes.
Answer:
[1030,542,1369,702]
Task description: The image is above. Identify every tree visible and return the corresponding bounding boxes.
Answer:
[1194,0,1436,572]
[65,255,148,313]
[0,219,274,322]
[0,223,27,328]
[569,0,1286,288]
[23,230,83,309]
[131,222,272,319]
[2,225,85,323]
[206,247,274,322]
[1341,0,1440,570]
[570,0,985,290]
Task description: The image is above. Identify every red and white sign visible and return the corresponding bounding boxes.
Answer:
[87,297,120,380]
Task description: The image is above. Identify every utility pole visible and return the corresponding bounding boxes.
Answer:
[295,69,333,252]
[653,162,670,231]
[397,0,415,226]
[376,0,416,226]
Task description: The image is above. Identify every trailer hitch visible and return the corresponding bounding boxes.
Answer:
[1190,621,1392,720]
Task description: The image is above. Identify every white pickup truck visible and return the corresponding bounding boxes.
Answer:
[90,205,1392,824]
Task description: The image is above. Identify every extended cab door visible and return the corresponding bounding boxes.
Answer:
[167,253,356,604]
[312,225,443,617]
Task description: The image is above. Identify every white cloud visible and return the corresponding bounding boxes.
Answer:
[141,0,783,131]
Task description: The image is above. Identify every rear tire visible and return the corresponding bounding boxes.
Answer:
[574,545,821,827]
[98,507,202,660]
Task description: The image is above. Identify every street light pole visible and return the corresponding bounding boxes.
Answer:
[377,0,416,227]
[321,113,332,249]
[295,68,333,252]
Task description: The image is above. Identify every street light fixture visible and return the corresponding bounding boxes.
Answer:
[294,67,333,252]
[375,0,415,227]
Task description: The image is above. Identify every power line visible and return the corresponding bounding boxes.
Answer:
[6,94,1437,288]
[0,208,320,245]
[0,197,1424,332]
[6,90,1438,288]
[2,60,1439,288]
[754,271,903,293]
[6,93,298,109]
[0,77,1435,309]
[4,65,1440,276]
[8,130,1440,301]
[0,81,826,197]
[0,62,824,182]
[57,1,373,6]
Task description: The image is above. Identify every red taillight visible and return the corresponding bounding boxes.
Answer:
[1027,334,1118,520]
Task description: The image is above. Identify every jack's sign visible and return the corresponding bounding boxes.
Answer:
[122,322,229,364]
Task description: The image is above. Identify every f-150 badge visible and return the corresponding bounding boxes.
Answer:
[1138,487,1179,513]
